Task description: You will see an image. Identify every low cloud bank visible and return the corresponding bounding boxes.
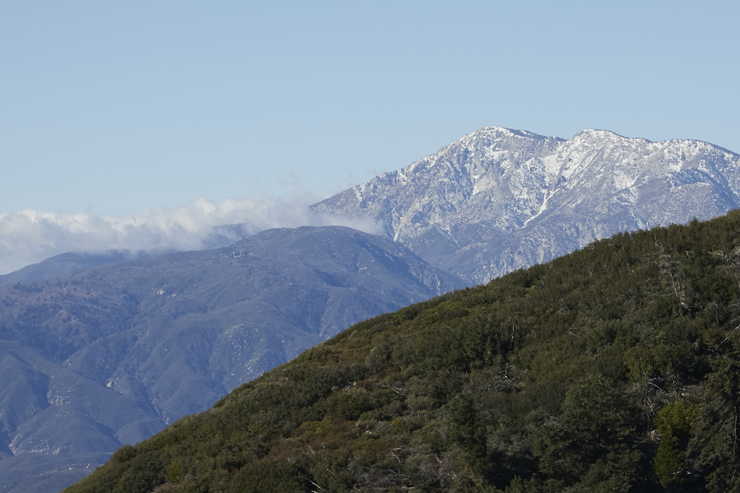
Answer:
[0,196,382,275]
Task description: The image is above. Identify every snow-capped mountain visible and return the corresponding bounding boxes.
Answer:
[312,127,740,284]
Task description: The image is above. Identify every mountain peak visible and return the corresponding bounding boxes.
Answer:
[569,128,647,144]
[312,125,740,284]
[466,126,553,142]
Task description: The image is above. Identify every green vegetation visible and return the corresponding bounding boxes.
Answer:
[66,212,740,492]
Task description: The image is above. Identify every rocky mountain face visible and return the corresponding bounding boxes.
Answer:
[0,226,463,493]
[312,127,740,284]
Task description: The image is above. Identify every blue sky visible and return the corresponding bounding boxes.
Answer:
[3,1,739,215]
[0,1,738,273]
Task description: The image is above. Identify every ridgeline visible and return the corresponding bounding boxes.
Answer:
[67,212,740,492]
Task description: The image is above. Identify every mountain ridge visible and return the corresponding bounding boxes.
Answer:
[312,126,740,284]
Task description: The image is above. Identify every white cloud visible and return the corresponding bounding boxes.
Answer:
[0,195,383,275]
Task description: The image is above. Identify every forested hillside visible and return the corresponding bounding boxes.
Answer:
[67,211,740,492]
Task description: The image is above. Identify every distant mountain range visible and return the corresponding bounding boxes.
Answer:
[313,127,740,283]
[0,226,462,493]
[4,125,740,492]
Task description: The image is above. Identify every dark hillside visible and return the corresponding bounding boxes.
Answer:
[67,211,740,492]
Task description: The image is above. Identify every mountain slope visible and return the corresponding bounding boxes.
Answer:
[312,126,740,284]
[0,226,463,493]
[66,210,740,492]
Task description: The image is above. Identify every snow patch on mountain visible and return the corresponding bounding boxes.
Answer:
[312,126,740,284]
